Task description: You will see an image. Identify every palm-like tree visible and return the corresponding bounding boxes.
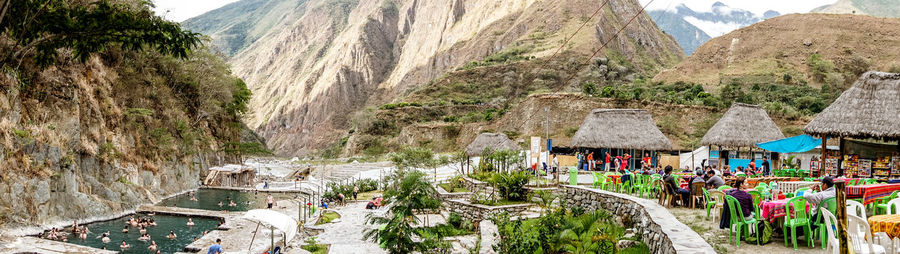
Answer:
[559,212,616,254]
[365,167,443,253]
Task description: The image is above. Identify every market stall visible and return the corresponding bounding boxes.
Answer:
[701,103,785,174]
[570,109,673,172]
[804,71,900,179]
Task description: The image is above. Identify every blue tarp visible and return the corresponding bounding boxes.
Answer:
[756,135,821,154]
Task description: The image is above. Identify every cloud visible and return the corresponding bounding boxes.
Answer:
[640,0,834,16]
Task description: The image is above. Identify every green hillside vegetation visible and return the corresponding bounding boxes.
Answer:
[1,0,265,169]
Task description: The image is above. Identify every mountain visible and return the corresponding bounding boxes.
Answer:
[647,2,779,55]
[654,13,900,86]
[185,0,684,156]
[812,0,900,18]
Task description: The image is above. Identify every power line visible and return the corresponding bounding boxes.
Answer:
[512,0,657,132]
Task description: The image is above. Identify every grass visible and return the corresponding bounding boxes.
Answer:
[438,183,469,193]
[356,190,382,201]
[316,210,341,225]
[417,223,476,238]
[619,242,650,254]
[301,244,329,254]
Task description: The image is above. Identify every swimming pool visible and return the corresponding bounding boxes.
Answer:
[157,188,301,211]
[50,213,219,253]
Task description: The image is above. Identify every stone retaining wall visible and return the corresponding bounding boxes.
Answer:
[444,199,531,222]
[562,185,715,254]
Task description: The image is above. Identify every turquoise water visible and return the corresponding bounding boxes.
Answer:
[54,213,219,253]
[157,188,300,211]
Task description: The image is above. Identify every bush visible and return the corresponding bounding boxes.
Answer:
[581,81,598,96]
[323,178,380,200]
[490,171,531,201]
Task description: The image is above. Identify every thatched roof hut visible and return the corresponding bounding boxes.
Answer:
[804,71,900,139]
[466,133,519,156]
[701,103,784,147]
[571,109,673,150]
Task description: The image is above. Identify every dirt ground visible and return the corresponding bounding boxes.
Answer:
[668,207,824,254]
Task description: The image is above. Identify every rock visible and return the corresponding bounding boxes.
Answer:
[617,240,638,249]
[479,220,498,254]
[803,39,813,46]
[33,180,51,204]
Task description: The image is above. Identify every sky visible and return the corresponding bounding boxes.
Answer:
[639,0,835,16]
[152,0,239,22]
[152,0,838,23]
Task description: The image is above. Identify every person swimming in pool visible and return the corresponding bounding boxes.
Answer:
[138,233,150,241]
[101,232,111,243]
[228,200,236,207]
[122,226,129,233]
[148,240,158,251]
[119,240,130,250]
[218,201,223,207]
[139,225,147,234]
[187,218,195,226]
[167,230,177,239]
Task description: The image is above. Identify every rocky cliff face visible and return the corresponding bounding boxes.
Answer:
[0,49,241,232]
[186,0,684,156]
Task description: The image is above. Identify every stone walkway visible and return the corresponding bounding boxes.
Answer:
[311,202,386,254]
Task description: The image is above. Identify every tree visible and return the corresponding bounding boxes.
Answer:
[1,0,200,68]
[365,169,443,253]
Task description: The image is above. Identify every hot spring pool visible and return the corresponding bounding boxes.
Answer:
[51,213,220,253]
[157,188,300,211]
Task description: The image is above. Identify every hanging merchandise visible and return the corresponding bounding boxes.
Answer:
[858,159,872,178]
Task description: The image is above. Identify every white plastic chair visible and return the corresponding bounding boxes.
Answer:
[872,232,894,254]
[885,198,900,215]
[847,199,867,221]
[847,213,887,254]
[821,208,839,254]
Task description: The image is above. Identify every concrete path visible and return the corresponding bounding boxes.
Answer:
[312,202,386,254]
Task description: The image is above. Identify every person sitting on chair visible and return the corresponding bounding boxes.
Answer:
[663,166,691,206]
[726,176,754,220]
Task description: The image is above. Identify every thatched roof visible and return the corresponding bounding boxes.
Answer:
[701,103,784,147]
[466,133,519,156]
[804,71,900,139]
[570,109,673,150]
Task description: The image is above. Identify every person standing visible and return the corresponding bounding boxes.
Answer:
[551,155,559,176]
[762,157,771,176]
[604,152,611,171]
[352,185,359,201]
[266,194,276,209]
[621,153,632,171]
[576,152,583,171]
[586,152,594,171]
[207,238,223,254]
[642,153,652,170]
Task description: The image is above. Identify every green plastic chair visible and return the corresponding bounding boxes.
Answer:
[748,190,764,221]
[718,185,732,191]
[794,187,811,197]
[874,191,899,215]
[592,172,605,189]
[813,197,837,250]
[621,173,636,194]
[635,174,651,198]
[783,196,814,250]
[724,195,759,246]
[757,182,768,189]
[646,175,663,198]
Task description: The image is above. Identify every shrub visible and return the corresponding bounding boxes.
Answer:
[581,81,597,96]
[490,171,531,201]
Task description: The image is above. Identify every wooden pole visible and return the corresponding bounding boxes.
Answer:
[839,137,846,177]
[821,136,828,177]
[248,222,261,253]
[835,180,849,254]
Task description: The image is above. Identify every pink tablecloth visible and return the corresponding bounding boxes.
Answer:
[760,199,810,222]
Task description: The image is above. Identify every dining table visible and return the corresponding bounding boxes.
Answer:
[846,183,900,205]
[759,198,810,223]
[868,214,900,238]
